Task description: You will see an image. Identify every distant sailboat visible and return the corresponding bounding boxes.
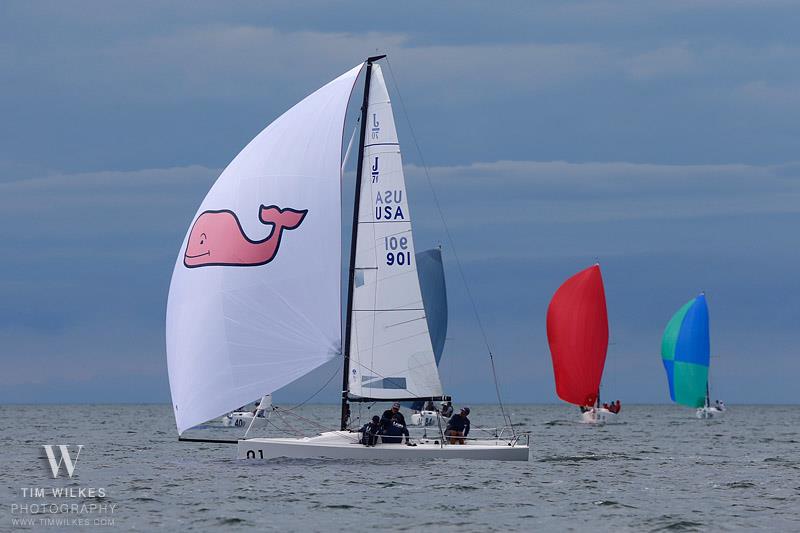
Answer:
[221,395,271,429]
[166,56,528,460]
[661,292,724,419]
[546,264,618,424]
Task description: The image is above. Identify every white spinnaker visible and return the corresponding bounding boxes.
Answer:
[348,65,443,400]
[167,64,362,434]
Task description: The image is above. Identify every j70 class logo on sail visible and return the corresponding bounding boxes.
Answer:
[42,445,83,479]
[371,112,380,140]
[183,204,307,268]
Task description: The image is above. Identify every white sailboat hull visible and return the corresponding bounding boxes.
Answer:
[237,431,529,461]
[221,411,269,428]
[695,407,725,419]
[580,407,618,425]
[409,410,449,426]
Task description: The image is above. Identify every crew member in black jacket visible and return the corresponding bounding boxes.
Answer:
[380,402,412,445]
[359,415,380,446]
[445,406,471,444]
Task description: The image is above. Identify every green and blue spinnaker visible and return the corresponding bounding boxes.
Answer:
[661,293,710,408]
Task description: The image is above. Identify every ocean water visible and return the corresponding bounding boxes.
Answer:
[2,404,799,532]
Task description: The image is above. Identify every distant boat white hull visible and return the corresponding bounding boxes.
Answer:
[409,410,449,426]
[580,407,618,425]
[237,431,529,461]
[695,406,725,419]
[222,412,269,428]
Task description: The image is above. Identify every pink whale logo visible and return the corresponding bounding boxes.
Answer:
[183,204,307,268]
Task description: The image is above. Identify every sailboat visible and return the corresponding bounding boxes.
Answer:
[220,395,271,429]
[166,56,528,461]
[546,264,617,424]
[661,292,724,419]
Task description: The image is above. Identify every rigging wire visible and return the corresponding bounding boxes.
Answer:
[284,363,342,411]
[384,57,514,434]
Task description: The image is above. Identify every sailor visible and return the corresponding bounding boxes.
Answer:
[359,415,380,446]
[424,400,435,411]
[614,400,621,414]
[251,400,268,418]
[445,407,471,445]
[380,402,412,445]
[441,401,454,418]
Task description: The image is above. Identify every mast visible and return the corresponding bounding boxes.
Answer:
[341,55,385,430]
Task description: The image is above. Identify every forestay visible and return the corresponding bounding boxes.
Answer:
[347,65,443,400]
[166,64,362,434]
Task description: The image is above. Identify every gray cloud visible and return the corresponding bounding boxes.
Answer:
[1,158,797,403]
[4,2,800,172]
[405,160,800,253]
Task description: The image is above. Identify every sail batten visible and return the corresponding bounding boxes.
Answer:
[546,265,609,407]
[166,64,363,434]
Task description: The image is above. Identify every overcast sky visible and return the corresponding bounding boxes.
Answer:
[2,1,798,405]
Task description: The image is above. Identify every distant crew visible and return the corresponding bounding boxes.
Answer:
[605,400,621,414]
[596,400,622,414]
[445,407,471,444]
[252,400,266,418]
[441,401,454,418]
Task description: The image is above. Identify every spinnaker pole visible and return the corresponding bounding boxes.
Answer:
[341,55,385,430]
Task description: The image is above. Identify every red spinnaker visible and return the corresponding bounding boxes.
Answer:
[546,265,609,407]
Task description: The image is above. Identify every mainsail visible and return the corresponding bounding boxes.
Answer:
[166,64,362,434]
[546,265,609,407]
[661,293,710,408]
[346,65,443,401]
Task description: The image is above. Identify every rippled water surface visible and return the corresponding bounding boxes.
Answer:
[3,404,799,531]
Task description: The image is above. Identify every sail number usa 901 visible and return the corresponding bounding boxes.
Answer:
[385,236,411,266]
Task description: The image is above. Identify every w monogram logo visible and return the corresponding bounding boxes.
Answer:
[42,445,83,478]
